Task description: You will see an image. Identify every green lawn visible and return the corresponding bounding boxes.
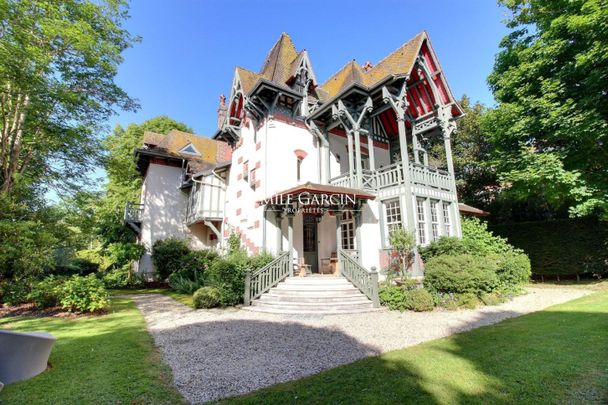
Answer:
[110,288,194,307]
[221,291,608,404]
[0,298,185,404]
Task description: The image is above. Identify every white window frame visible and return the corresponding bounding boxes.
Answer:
[416,198,427,245]
[384,199,402,245]
[443,202,452,236]
[430,200,440,241]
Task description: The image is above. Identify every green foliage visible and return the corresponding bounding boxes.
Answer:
[460,217,518,255]
[388,228,416,277]
[28,276,66,308]
[486,0,608,218]
[227,232,242,255]
[53,257,99,276]
[151,238,192,280]
[491,218,608,276]
[59,275,109,313]
[492,252,531,290]
[193,286,222,309]
[167,273,203,295]
[424,255,499,295]
[0,0,137,194]
[379,286,434,312]
[455,293,481,309]
[205,251,275,306]
[101,265,144,289]
[480,292,507,306]
[0,277,33,305]
[419,237,468,261]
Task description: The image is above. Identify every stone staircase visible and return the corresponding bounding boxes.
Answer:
[242,276,379,315]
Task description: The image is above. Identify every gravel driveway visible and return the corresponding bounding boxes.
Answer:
[129,287,589,404]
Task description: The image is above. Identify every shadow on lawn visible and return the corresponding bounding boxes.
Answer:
[218,297,608,404]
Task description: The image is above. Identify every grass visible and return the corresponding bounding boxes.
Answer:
[0,298,185,404]
[220,291,608,404]
[110,287,194,307]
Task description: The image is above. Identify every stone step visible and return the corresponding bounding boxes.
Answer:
[241,305,382,315]
[259,294,371,303]
[274,283,358,291]
[251,300,373,310]
[269,288,362,296]
[283,277,349,284]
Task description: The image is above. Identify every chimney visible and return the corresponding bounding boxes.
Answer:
[217,94,227,129]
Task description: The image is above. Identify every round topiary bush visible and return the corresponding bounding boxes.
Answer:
[405,289,435,312]
[193,286,222,309]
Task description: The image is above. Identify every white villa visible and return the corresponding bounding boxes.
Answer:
[125,32,486,312]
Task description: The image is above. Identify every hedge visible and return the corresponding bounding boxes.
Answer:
[490,218,607,277]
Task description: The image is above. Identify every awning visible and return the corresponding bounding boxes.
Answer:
[257,182,375,213]
[458,203,490,217]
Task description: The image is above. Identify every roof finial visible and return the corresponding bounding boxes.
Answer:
[219,94,226,108]
[362,61,374,72]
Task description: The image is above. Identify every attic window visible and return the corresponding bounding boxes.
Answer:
[278,95,295,109]
[179,143,200,156]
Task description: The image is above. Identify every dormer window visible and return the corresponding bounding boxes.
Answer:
[179,143,200,156]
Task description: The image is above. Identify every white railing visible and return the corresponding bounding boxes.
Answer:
[329,161,452,192]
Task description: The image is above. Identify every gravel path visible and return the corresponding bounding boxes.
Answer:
[128,287,590,404]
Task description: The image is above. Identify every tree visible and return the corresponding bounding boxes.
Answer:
[97,116,192,245]
[0,0,138,195]
[487,0,608,218]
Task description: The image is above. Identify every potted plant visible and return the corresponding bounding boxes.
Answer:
[388,228,416,285]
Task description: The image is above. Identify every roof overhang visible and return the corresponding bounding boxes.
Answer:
[458,203,490,217]
[134,148,186,176]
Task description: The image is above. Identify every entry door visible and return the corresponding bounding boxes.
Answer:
[303,215,318,273]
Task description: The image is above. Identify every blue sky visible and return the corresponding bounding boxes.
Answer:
[107,0,510,137]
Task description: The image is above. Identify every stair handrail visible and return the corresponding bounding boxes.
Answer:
[338,249,380,307]
[244,251,291,306]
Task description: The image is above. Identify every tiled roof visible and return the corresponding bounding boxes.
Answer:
[142,131,164,146]
[259,32,299,84]
[235,67,262,95]
[321,32,426,98]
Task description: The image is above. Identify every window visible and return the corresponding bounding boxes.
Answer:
[416,198,426,245]
[243,161,249,180]
[430,200,439,241]
[341,211,355,250]
[384,199,402,244]
[297,158,303,182]
[443,202,451,236]
[179,143,200,156]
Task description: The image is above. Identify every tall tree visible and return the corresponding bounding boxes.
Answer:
[487,0,608,218]
[0,0,137,195]
[97,116,192,245]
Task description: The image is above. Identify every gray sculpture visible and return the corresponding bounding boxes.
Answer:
[0,330,56,386]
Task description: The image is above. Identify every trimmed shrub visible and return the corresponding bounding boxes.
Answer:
[28,276,66,308]
[419,237,468,261]
[193,286,221,309]
[379,286,434,312]
[152,238,191,280]
[490,218,607,277]
[461,217,518,255]
[59,275,109,313]
[205,251,275,306]
[152,238,217,281]
[424,254,499,295]
[456,292,481,309]
[492,252,531,289]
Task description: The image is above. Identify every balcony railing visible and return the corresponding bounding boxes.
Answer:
[329,162,453,193]
[124,202,144,223]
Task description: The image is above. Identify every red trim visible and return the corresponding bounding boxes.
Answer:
[294,149,308,160]
[236,190,242,198]
[256,142,261,151]
[255,161,261,169]
[236,208,242,216]
[237,156,243,164]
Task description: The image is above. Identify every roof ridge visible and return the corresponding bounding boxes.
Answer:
[321,58,360,87]
[365,31,426,76]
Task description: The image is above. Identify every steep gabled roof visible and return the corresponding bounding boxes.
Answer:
[320,32,426,98]
[321,60,366,99]
[235,67,262,95]
[259,32,299,84]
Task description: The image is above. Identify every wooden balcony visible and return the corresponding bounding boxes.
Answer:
[329,162,453,193]
[124,202,144,234]
[186,175,226,225]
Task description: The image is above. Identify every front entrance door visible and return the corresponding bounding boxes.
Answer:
[303,215,318,273]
